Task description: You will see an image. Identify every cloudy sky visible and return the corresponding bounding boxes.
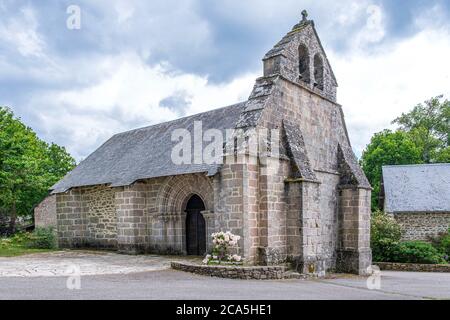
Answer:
[1,0,449,161]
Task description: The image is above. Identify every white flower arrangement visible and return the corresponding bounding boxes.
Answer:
[202,231,243,265]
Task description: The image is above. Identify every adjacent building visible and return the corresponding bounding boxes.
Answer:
[380,164,450,241]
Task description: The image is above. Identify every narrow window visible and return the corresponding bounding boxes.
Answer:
[298,44,310,83]
[314,54,324,90]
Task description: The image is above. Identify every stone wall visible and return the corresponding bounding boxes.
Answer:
[394,212,450,241]
[171,261,286,280]
[34,195,56,228]
[214,161,254,262]
[251,72,371,274]
[56,188,88,248]
[56,185,117,249]
[376,262,450,273]
[336,188,372,275]
[55,174,218,255]
[85,186,117,248]
[258,157,290,265]
[116,182,147,253]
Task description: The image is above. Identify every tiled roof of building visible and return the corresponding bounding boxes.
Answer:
[51,102,247,193]
[382,163,450,213]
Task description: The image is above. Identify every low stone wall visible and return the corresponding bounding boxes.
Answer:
[394,212,450,241]
[171,262,286,280]
[376,262,450,273]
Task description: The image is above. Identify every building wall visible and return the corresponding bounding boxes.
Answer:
[56,174,220,255]
[56,185,117,249]
[56,188,88,248]
[336,188,372,274]
[84,186,117,248]
[252,74,371,274]
[258,157,290,265]
[394,212,450,241]
[34,195,57,228]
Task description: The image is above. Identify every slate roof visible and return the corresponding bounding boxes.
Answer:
[51,102,247,193]
[382,164,450,213]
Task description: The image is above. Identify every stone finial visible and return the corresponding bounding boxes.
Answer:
[301,10,308,22]
[290,9,311,31]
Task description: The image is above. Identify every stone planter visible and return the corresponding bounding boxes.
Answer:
[171,261,286,280]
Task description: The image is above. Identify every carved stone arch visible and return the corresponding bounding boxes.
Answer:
[156,174,214,215]
[298,43,310,83]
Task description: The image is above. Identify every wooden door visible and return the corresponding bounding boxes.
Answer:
[185,195,206,255]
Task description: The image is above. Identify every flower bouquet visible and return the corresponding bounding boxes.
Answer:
[202,231,243,265]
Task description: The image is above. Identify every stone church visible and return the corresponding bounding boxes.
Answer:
[51,12,372,275]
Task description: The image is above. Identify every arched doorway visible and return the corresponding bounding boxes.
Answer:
[185,194,206,255]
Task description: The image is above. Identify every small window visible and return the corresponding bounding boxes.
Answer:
[298,44,310,83]
[313,54,324,90]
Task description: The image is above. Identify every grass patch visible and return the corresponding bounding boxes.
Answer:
[0,245,54,257]
[0,229,57,257]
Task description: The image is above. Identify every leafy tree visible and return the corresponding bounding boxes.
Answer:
[433,146,450,163]
[43,143,76,185]
[393,95,450,163]
[0,107,75,233]
[360,130,423,209]
[362,96,449,210]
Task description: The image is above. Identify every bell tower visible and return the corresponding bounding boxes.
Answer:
[263,10,338,102]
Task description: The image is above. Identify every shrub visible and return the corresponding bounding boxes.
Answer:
[428,228,450,262]
[203,231,242,265]
[391,241,446,264]
[371,211,402,262]
[10,231,33,245]
[440,235,450,262]
[26,227,57,249]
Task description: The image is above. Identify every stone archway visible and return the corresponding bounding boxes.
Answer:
[154,174,214,254]
[157,174,213,214]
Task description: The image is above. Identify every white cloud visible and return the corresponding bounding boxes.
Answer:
[0,6,45,57]
[114,0,135,24]
[336,2,368,26]
[331,25,450,156]
[4,0,450,163]
[31,52,255,160]
[357,4,385,45]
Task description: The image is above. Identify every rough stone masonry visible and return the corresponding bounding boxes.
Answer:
[50,12,372,275]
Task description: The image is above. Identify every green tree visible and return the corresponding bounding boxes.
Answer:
[433,146,450,163]
[0,107,75,233]
[43,143,76,185]
[393,95,450,163]
[360,130,423,209]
